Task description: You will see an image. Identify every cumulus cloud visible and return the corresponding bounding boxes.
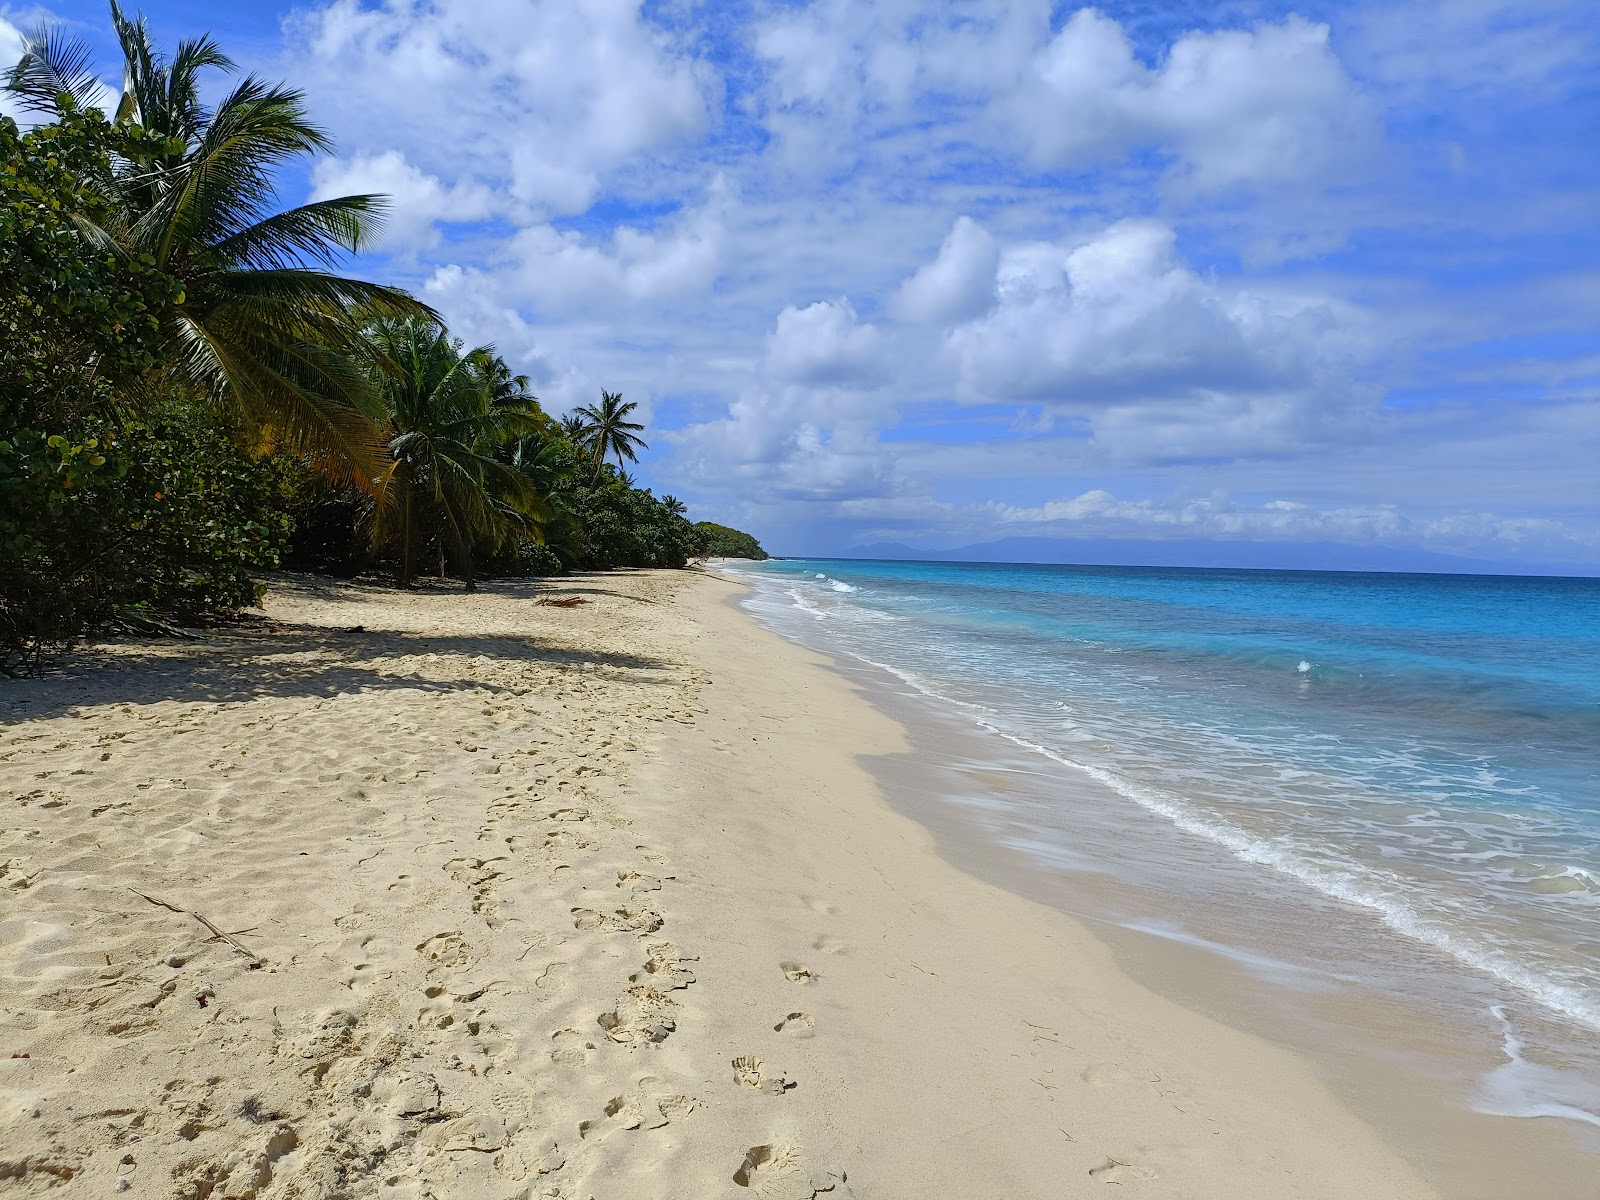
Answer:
[231,0,1595,566]
[310,151,497,249]
[750,5,1375,190]
[1016,11,1377,189]
[284,0,711,219]
[892,216,998,323]
[944,220,1376,459]
[671,384,901,503]
[422,177,731,315]
[766,299,885,385]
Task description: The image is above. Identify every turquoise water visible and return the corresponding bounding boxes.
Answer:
[732,559,1600,1061]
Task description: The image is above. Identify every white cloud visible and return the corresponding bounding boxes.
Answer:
[766,299,885,385]
[420,176,731,317]
[1016,11,1377,190]
[944,220,1376,459]
[0,17,26,123]
[248,0,1596,565]
[1350,0,1597,101]
[0,12,121,125]
[978,489,1599,558]
[285,0,711,220]
[892,216,998,323]
[749,5,1375,191]
[310,151,497,249]
[672,385,901,504]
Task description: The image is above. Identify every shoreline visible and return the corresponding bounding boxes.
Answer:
[723,562,1600,1194]
[817,643,1600,1196]
[674,570,1443,1197]
[0,567,1497,1196]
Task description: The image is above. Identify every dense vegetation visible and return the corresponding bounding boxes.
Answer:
[0,4,763,674]
[695,523,769,560]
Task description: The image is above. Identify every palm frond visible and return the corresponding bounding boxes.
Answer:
[210,194,387,270]
[5,24,102,113]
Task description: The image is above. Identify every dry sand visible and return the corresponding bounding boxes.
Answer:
[1,568,1439,1198]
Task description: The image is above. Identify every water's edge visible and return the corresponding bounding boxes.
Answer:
[718,567,1600,1197]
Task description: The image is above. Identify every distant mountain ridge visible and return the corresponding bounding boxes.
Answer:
[837,537,1599,578]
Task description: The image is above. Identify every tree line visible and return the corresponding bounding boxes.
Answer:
[0,4,765,675]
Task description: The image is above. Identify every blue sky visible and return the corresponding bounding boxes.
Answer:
[5,0,1599,568]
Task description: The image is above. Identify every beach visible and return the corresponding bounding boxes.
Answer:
[0,567,1564,1197]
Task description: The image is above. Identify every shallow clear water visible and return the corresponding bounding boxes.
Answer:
[730,558,1600,1099]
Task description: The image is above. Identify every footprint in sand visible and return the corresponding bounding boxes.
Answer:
[801,896,839,916]
[773,1012,815,1038]
[550,1028,593,1067]
[572,906,664,934]
[415,932,470,969]
[811,936,848,956]
[780,962,815,984]
[580,1080,698,1138]
[532,960,571,992]
[597,985,677,1045]
[631,942,697,991]
[1089,1157,1157,1183]
[731,1055,797,1095]
[733,1145,845,1196]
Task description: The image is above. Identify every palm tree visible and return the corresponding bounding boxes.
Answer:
[5,2,428,477]
[470,351,538,413]
[571,390,647,482]
[365,319,546,590]
[661,495,688,518]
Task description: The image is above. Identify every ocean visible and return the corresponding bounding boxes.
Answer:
[729,557,1600,1128]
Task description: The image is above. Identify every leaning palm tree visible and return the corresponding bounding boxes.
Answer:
[364,319,547,590]
[571,390,647,482]
[5,2,428,477]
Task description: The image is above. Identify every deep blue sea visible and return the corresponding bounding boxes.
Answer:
[731,558,1600,1115]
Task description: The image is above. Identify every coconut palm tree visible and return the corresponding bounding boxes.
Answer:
[364,319,547,590]
[661,495,687,518]
[571,390,647,482]
[5,2,428,477]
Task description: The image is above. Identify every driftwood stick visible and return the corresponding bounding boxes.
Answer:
[129,888,264,966]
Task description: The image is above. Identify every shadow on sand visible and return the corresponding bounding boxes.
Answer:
[1,573,678,722]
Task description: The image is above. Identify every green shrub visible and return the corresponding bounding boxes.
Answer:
[0,406,295,674]
[694,521,768,560]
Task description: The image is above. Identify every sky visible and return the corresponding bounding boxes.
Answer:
[4,0,1599,569]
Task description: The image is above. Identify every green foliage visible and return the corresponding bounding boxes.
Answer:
[365,318,549,589]
[570,390,647,481]
[0,109,183,427]
[694,522,768,560]
[1,4,726,675]
[7,5,429,478]
[0,405,294,674]
[501,433,699,572]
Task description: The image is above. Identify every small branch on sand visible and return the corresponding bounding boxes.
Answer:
[536,596,588,607]
[129,888,264,968]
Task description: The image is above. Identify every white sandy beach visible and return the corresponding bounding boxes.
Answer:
[2,568,1447,1198]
